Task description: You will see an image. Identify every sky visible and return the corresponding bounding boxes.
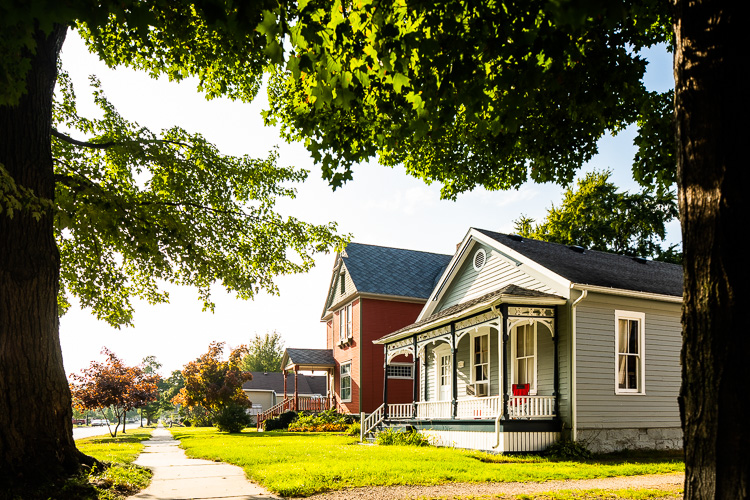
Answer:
[58,31,677,377]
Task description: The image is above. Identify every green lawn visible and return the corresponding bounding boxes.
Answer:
[170,428,684,498]
[74,428,154,500]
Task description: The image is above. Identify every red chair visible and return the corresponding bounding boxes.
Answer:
[512,383,530,396]
[510,384,530,418]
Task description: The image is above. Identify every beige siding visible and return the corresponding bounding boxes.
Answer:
[575,293,681,429]
[436,243,557,312]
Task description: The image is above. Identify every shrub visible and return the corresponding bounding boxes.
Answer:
[288,409,349,432]
[544,439,593,460]
[182,420,192,427]
[263,411,298,431]
[375,428,429,446]
[214,404,253,433]
[346,421,361,437]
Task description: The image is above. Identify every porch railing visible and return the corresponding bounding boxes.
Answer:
[256,398,295,429]
[387,403,414,419]
[415,400,452,419]
[507,395,556,419]
[296,396,329,412]
[360,404,385,441]
[456,395,502,418]
[257,396,332,429]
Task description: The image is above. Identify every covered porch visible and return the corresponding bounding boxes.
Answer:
[256,348,335,428]
[364,286,566,449]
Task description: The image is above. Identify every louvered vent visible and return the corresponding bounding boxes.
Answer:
[473,249,486,271]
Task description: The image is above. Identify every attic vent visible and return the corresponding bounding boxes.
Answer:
[568,245,585,254]
[508,234,523,242]
[473,249,487,271]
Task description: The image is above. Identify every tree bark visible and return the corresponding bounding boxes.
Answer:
[0,25,87,487]
[673,1,749,498]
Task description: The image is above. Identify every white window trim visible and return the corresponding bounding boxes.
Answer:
[511,322,538,395]
[470,330,491,394]
[614,310,646,395]
[340,361,352,402]
[338,300,354,344]
[433,343,452,401]
[386,362,414,379]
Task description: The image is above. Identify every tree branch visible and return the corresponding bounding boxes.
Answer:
[52,128,190,149]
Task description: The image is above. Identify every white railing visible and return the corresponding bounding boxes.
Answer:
[415,400,452,419]
[256,398,295,429]
[507,395,556,419]
[456,395,502,419]
[387,403,414,419]
[360,404,385,441]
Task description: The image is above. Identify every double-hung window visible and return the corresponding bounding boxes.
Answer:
[339,303,352,342]
[340,362,352,401]
[472,333,489,396]
[615,310,645,394]
[514,323,537,393]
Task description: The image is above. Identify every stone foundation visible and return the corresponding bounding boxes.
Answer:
[578,427,683,454]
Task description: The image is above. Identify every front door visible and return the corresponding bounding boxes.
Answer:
[439,353,452,401]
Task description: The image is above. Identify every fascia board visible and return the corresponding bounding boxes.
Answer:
[320,258,344,320]
[571,284,682,303]
[470,230,572,298]
[417,229,475,320]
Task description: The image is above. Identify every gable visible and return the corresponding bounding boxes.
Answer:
[435,241,561,313]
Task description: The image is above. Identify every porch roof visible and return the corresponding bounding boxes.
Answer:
[374,285,565,344]
[281,348,335,372]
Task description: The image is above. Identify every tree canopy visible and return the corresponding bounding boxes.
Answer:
[69,347,159,437]
[514,170,680,262]
[264,0,675,197]
[241,331,285,372]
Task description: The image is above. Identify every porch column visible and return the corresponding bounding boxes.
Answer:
[412,335,419,418]
[283,370,287,402]
[383,346,389,417]
[501,303,510,419]
[294,366,299,411]
[451,323,457,419]
[553,306,560,417]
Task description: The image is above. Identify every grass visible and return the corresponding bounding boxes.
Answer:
[417,488,682,499]
[5,428,156,500]
[170,428,684,498]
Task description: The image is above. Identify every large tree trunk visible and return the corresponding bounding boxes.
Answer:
[0,25,86,487]
[674,2,749,498]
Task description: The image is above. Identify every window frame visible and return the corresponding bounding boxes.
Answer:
[614,310,646,395]
[470,330,490,396]
[340,361,352,402]
[338,301,354,343]
[386,362,414,379]
[511,322,538,395]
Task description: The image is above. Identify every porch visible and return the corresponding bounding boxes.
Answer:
[367,286,567,451]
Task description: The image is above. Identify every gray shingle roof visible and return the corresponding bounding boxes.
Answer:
[284,348,335,367]
[242,372,327,396]
[475,229,683,297]
[343,242,452,299]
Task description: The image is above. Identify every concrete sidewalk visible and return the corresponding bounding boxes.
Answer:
[128,425,280,500]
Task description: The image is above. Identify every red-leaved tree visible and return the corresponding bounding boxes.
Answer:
[69,348,159,437]
[172,342,252,424]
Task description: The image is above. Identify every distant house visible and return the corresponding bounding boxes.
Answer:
[242,371,327,416]
[368,228,683,454]
[320,242,452,414]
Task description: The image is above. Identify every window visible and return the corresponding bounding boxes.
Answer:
[513,323,537,393]
[340,272,346,294]
[615,310,645,394]
[338,303,353,343]
[472,333,489,395]
[386,363,414,379]
[340,362,352,401]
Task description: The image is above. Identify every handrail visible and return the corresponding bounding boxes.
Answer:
[360,404,385,442]
[256,398,295,429]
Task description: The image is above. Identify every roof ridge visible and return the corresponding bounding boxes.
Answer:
[473,228,681,268]
[345,241,451,257]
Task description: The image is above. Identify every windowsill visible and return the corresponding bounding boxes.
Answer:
[615,390,646,395]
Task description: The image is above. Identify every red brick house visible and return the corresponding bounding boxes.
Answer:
[321,243,451,414]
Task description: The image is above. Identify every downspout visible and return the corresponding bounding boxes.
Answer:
[571,289,588,442]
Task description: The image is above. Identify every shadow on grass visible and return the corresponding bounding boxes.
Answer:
[471,449,684,466]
